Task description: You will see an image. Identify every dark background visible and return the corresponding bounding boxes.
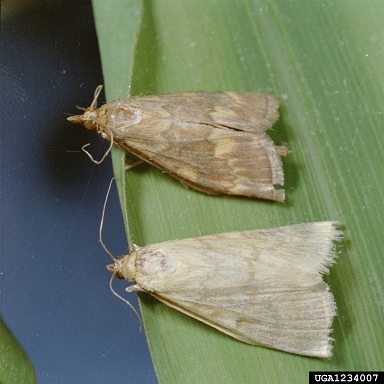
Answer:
[1,1,157,382]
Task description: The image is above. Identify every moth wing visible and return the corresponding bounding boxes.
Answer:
[97,93,283,200]
[116,118,284,200]
[154,92,280,133]
[135,222,341,357]
[208,92,279,132]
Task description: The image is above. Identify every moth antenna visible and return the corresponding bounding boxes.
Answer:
[99,177,116,262]
[81,132,114,165]
[101,179,143,331]
[109,274,143,332]
[90,85,103,109]
[71,85,103,113]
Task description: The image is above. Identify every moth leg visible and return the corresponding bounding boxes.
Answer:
[124,152,144,170]
[276,143,289,157]
[124,159,144,170]
[126,284,144,293]
[131,243,141,251]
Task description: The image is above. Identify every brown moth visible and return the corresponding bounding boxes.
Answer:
[68,86,286,201]
[107,222,342,358]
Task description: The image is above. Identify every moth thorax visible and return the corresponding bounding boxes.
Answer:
[110,104,142,126]
[123,251,138,281]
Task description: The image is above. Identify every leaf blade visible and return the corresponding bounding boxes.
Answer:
[92,0,384,382]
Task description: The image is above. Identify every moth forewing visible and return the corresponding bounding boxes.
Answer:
[112,222,342,358]
[68,89,285,201]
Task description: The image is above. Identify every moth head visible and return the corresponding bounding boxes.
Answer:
[67,108,107,132]
[106,255,125,280]
[67,85,105,132]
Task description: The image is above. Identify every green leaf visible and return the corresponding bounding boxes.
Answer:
[92,0,384,382]
[0,317,35,384]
